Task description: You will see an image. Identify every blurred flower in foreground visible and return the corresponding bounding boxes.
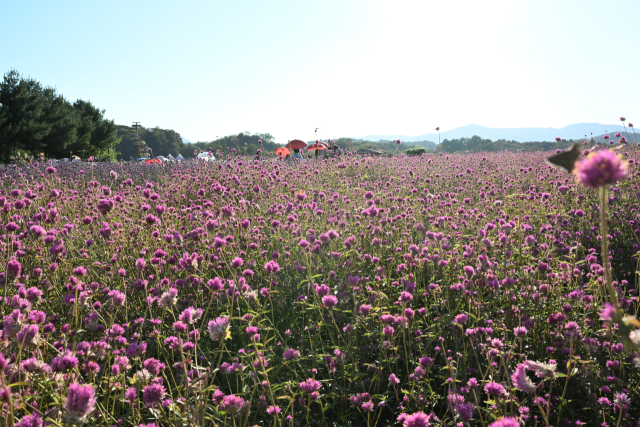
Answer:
[511,363,536,393]
[488,418,519,427]
[64,383,96,424]
[403,412,430,427]
[573,150,628,188]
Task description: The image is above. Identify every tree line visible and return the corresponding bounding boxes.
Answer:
[0,70,120,163]
[2,70,603,164]
[436,135,581,153]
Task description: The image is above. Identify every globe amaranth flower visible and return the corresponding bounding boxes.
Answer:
[63,383,96,424]
[219,395,247,414]
[283,348,300,360]
[299,378,322,393]
[599,303,617,323]
[614,392,630,406]
[511,363,536,393]
[6,258,21,279]
[455,402,474,423]
[142,383,166,407]
[267,405,281,415]
[208,316,230,340]
[488,418,519,427]
[574,150,629,188]
[322,295,338,308]
[524,360,557,379]
[484,382,507,398]
[403,411,430,427]
[15,413,42,427]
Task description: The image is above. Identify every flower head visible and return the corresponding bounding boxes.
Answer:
[403,412,430,427]
[142,383,166,407]
[63,383,96,424]
[511,363,536,393]
[484,382,507,398]
[574,150,629,188]
[524,360,556,379]
[208,316,230,341]
[299,378,322,393]
[488,418,519,427]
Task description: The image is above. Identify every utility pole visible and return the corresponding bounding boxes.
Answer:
[130,122,148,159]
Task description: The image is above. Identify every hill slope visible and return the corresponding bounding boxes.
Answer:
[363,123,626,143]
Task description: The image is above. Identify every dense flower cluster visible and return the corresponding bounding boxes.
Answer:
[0,146,638,426]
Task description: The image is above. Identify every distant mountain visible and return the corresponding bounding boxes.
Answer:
[578,131,640,144]
[181,136,192,144]
[362,123,627,143]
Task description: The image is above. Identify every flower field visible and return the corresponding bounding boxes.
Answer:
[1,148,639,427]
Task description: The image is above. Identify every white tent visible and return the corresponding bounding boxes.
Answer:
[175,154,184,160]
[197,152,216,162]
[166,154,174,160]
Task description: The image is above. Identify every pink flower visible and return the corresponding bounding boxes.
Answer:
[63,383,96,424]
[574,150,628,188]
[403,412,430,427]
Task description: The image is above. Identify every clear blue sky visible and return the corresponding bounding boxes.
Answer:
[2,0,639,143]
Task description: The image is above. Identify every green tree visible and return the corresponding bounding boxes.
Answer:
[0,70,51,162]
[72,99,119,160]
[0,70,120,162]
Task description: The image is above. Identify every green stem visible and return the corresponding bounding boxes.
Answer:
[599,186,618,305]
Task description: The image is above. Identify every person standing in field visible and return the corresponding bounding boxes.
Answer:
[293,149,303,162]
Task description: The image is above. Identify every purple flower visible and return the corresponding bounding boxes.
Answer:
[399,291,413,302]
[142,383,166,407]
[484,382,507,398]
[511,363,536,393]
[614,392,630,406]
[6,258,21,279]
[513,326,527,337]
[488,418,519,427]
[135,258,146,270]
[63,383,96,424]
[220,395,247,414]
[403,412,430,427]
[524,360,556,379]
[52,351,78,372]
[283,348,300,360]
[208,316,230,340]
[322,295,338,308]
[599,303,617,323]
[453,313,468,324]
[179,306,203,324]
[455,402,474,423]
[574,150,629,188]
[126,342,147,358]
[231,257,244,268]
[267,405,281,415]
[15,413,42,427]
[298,239,310,249]
[299,378,322,393]
[124,387,137,403]
[389,373,400,385]
[143,358,165,376]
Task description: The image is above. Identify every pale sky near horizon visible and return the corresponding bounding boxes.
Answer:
[2,0,639,143]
